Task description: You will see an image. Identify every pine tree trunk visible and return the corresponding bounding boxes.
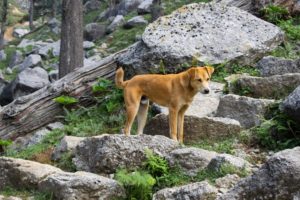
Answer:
[0,0,8,49]
[51,0,57,18]
[59,0,84,78]
[29,0,35,30]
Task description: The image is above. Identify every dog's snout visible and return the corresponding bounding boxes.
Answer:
[204,89,210,94]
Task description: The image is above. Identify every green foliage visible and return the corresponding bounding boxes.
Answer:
[0,139,12,147]
[144,149,169,177]
[60,78,125,136]
[195,163,248,184]
[0,186,53,200]
[212,63,260,83]
[55,152,77,172]
[164,0,211,15]
[5,129,64,159]
[116,169,156,200]
[271,41,300,59]
[54,95,78,105]
[159,60,166,74]
[252,103,300,151]
[261,5,289,24]
[188,137,236,154]
[278,19,300,41]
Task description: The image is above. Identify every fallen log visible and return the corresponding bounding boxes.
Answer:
[0,52,123,140]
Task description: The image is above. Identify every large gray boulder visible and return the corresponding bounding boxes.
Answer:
[229,73,300,99]
[83,0,101,12]
[215,94,275,128]
[13,28,29,38]
[144,114,242,142]
[281,85,300,124]
[38,40,60,58]
[20,54,42,71]
[39,171,126,200]
[168,148,218,176]
[118,3,284,75]
[0,50,6,61]
[219,147,300,200]
[137,0,153,14]
[214,0,300,15]
[73,134,179,174]
[13,67,50,98]
[9,50,24,68]
[207,154,252,172]
[84,23,106,41]
[124,16,148,29]
[52,136,86,161]
[256,56,300,76]
[0,157,62,190]
[153,181,218,200]
[106,15,125,33]
[10,128,51,151]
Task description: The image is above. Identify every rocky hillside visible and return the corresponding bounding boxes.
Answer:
[0,0,300,199]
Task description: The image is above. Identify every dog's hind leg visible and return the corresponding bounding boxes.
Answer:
[124,90,140,136]
[137,97,149,135]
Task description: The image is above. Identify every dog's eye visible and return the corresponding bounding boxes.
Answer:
[198,79,202,82]
[207,78,210,81]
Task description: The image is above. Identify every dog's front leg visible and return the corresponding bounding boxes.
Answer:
[177,105,189,143]
[169,107,179,141]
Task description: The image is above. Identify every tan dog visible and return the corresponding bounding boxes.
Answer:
[115,66,214,143]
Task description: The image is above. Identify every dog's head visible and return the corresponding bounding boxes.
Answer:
[188,66,214,94]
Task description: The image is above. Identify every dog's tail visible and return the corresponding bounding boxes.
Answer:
[115,67,127,89]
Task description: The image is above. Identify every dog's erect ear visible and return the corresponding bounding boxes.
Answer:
[204,66,214,77]
[188,67,199,80]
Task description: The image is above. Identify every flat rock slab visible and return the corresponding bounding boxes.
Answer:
[52,136,86,161]
[168,147,218,176]
[73,134,179,174]
[144,114,242,142]
[153,181,217,200]
[216,94,274,128]
[229,73,300,99]
[39,171,126,200]
[118,2,284,75]
[0,157,62,190]
[219,147,300,200]
[159,81,224,117]
[256,56,300,77]
[281,85,300,124]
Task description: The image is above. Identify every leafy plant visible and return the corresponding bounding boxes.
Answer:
[252,103,300,150]
[278,19,300,40]
[54,95,78,105]
[144,149,169,177]
[261,5,289,24]
[0,186,53,200]
[115,169,156,200]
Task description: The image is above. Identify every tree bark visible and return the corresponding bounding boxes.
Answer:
[0,0,8,49]
[59,0,84,78]
[51,0,57,18]
[0,51,126,140]
[29,0,35,30]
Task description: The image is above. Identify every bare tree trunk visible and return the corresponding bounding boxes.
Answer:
[0,0,8,49]
[51,0,57,18]
[29,0,35,30]
[59,0,83,78]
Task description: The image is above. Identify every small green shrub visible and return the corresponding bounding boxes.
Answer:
[115,169,156,200]
[0,186,53,200]
[55,152,77,172]
[188,137,236,154]
[144,149,169,177]
[54,95,78,105]
[278,19,300,40]
[252,103,300,150]
[195,163,248,184]
[261,5,289,24]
